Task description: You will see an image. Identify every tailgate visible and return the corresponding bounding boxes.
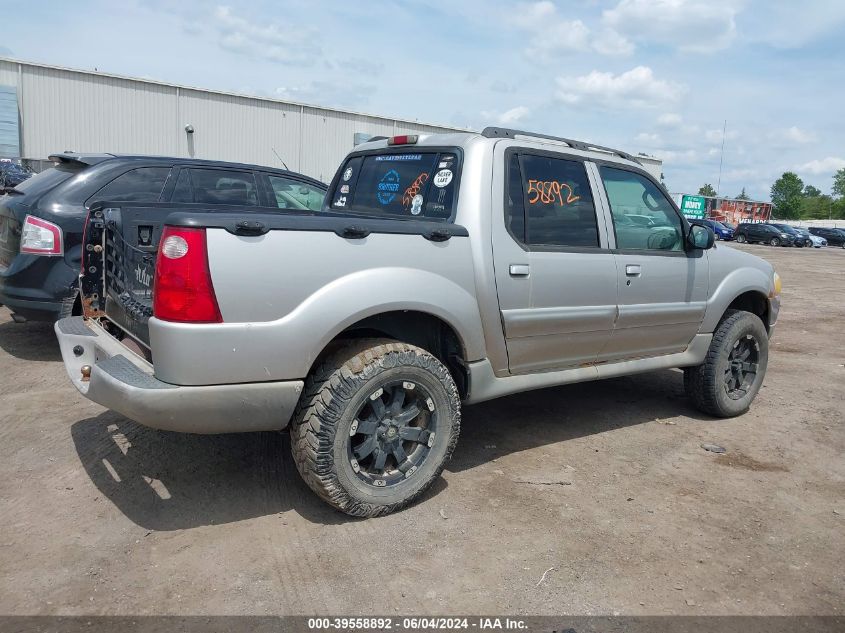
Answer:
[82,205,169,346]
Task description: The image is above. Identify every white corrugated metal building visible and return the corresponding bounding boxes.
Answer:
[0,57,466,182]
[0,57,662,183]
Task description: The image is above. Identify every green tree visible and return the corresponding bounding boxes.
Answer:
[833,168,845,198]
[803,185,822,197]
[770,172,804,219]
[800,194,834,220]
[736,187,750,200]
[698,183,717,197]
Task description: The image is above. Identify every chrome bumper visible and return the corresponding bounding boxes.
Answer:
[55,317,303,434]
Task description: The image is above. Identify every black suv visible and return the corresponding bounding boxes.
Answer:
[767,223,812,247]
[734,222,795,247]
[0,154,326,321]
[808,226,845,248]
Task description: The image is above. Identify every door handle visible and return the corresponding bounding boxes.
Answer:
[509,264,530,277]
[625,264,642,277]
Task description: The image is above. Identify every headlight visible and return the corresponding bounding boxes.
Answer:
[770,272,782,297]
[780,233,789,238]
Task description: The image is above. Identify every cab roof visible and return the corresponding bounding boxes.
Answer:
[354,127,643,168]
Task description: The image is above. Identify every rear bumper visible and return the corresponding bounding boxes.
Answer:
[55,316,303,434]
[0,254,79,321]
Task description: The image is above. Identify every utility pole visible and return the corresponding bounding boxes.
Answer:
[716,119,727,195]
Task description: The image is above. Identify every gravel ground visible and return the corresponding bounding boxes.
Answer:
[0,242,842,616]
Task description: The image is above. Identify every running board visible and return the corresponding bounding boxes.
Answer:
[464,334,712,404]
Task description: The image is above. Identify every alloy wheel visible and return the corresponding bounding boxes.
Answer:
[724,334,760,400]
[348,380,437,488]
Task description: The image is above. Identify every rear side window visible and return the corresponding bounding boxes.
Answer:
[89,167,171,204]
[507,152,598,248]
[266,175,325,211]
[330,151,459,220]
[189,169,258,206]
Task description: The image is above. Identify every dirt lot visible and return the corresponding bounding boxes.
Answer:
[0,243,842,616]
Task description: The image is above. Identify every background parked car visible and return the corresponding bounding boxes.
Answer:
[692,218,734,240]
[0,162,32,192]
[808,234,827,248]
[734,222,795,247]
[808,226,845,248]
[0,153,327,322]
[768,223,812,247]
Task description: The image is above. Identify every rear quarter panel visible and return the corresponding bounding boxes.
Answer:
[148,228,485,385]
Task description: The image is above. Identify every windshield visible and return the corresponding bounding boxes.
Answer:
[329,150,459,221]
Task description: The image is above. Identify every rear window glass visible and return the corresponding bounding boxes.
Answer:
[330,151,459,220]
[12,166,78,197]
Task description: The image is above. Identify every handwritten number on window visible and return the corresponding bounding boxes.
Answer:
[527,180,580,206]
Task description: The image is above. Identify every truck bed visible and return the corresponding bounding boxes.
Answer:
[81,204,479,377]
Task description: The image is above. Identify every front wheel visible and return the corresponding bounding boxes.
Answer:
[769,237,781,247]
[291,339,461,517]
[735,234,747,244]
[684,310,769,417]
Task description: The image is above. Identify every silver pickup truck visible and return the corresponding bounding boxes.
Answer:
[55,127,781,517]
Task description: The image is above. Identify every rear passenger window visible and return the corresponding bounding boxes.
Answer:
[89,167,171,204]
[508,153,598,248]
[266,175,325,211]
[190,169,258,206]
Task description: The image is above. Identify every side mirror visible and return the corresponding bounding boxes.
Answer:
[688,224,715,250]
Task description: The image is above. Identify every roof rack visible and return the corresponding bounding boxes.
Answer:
[480,127,641,165]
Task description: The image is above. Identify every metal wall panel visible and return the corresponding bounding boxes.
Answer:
[20,64,178,158]
[177,88,302,170]
[0,59,661,185]
[0,86,20,158]
[0,62,17,90]
[0,58,475,183]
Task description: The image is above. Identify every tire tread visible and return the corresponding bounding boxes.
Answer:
[291,339,460,517]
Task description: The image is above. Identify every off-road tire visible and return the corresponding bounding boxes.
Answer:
[684,309,769,418]
[291,339,461,517]
[735,234,747,244]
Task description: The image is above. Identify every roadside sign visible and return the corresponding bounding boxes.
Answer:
[680,195,706,219]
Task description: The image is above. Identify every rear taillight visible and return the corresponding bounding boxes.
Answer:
[153,226,222,323]
[20,215,63,255]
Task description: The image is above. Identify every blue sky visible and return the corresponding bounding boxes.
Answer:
[1,0,843,200]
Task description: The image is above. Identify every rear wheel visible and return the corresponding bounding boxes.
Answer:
[684,310,768,417]
[735,234,747,244]
[291,339,460,517]
[769,237,781,247]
